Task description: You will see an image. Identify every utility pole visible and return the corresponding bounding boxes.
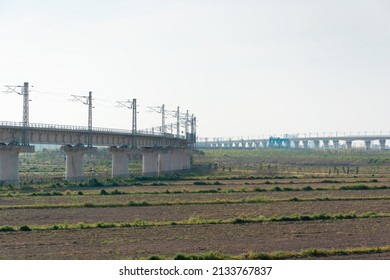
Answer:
[191,114,195,144]
[70,92,93,147]
[161,104,165,134]
[132,98,137,142]
[88,92,92,146]
[176,106,180,138]
[185,110,189,139]
[22,82,29,145]
[117,99,137,148]
[3,82,31,145]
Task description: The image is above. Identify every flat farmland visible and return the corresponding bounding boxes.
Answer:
[2,148,390,259]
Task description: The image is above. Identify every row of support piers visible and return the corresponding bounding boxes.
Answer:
[293,139,386,150]
[0,145,193,184]
[63,146,193,181]
[0,145,192,185]
[205,138,388,150]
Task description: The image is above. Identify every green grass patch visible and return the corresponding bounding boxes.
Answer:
[2,211,387,233]
[246,246,390,260]
[340,185,370,190]
[3,195,390,211]
[144,245,390,260]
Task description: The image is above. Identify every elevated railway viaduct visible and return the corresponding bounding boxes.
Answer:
[0,121,194,184]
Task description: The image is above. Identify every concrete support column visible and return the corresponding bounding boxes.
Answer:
[293,140,300,149]
[346,140,353,150]
[261,140,268,148]
[365,140,371,150]
[159,148,193,175]
[141,148,159,176]
[110,146,140,178]
[181,149,192,170]
[0,145,34,185]
[159,149,174,174]
[303,140,309,149]
[333,140,340,149]
[314,140,320,149]
[61,145,96,181]
[323,140,330,149]
[379,139,386,151]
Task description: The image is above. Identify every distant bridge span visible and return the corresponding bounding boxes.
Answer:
[0,121,194,184]
[196,133,390,150]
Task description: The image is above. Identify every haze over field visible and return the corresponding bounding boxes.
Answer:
[1,0,389,138]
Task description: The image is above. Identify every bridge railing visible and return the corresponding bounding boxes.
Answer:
[0,120,185,139]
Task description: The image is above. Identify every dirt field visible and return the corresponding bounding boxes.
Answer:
[2,218,390,259]
[1,199,390,226]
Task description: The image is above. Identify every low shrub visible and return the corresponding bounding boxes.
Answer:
[19,225,32,231]
[110,189,125,195]
[88,178,103,187]
[302,186,313,191]
[340,185,369,190]
[0,225,16,232]
[100,189,109,195]
[148,255,164,260]
[193,181,208,185]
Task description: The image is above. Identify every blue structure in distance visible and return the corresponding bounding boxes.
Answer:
[268,137,291,149]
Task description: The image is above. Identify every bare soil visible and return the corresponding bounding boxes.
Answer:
[2,188,390,207]
[2,173,390,259]
[1,199,390,226]
[1,218,390,259]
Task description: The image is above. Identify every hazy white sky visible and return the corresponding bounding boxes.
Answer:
[1,0,389,138]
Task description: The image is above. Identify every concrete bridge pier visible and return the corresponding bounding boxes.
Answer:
[141,148,159,176]
[110,146,140,178]
[294,140,300,149]
[379,139,386,150]
[303,140,309,149]
[61,145,97,181]
[261,140,268,148]
[158,149,174,174]
[179,149,193,170]
[160,148,193,173]
[333,140,340,149]
[0,145,34,185]
[323,140,330,149]
[314,140,320,149]
[346,140,352,150]
[365,140,371,150]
